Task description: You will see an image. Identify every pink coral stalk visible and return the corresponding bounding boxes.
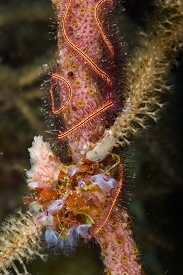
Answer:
[47,0,142,274]
[50,0,122,162]
[96,207,142,275]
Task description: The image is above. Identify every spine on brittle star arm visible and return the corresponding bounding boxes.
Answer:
[0,209,47,275]
[86,0,183,162]
[49,0,123,162]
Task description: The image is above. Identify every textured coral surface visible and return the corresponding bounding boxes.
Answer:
[49,0,122,162]
[97,208,142,275]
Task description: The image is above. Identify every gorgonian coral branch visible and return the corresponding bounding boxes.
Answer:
[86,0,183,162]
[0,209,46,275]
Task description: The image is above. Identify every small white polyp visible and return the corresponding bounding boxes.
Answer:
[91,173,119,193]
[28,181,53,189]
[46,199,64,214]
[45,229,59,247]
[46,213,54,229]
[86,134,117,162]
[68,166,79,177]
[77,224,93,237]
[44,229,63,254]
[63,227,80,257]
[77,180,86,189]
[36,212,48,223]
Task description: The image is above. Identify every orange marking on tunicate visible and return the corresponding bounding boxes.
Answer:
[57,101,113,139]
[95,0,114,58]
[50,73,72,114]
[63,0,111,85]
[87,162,123,239]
